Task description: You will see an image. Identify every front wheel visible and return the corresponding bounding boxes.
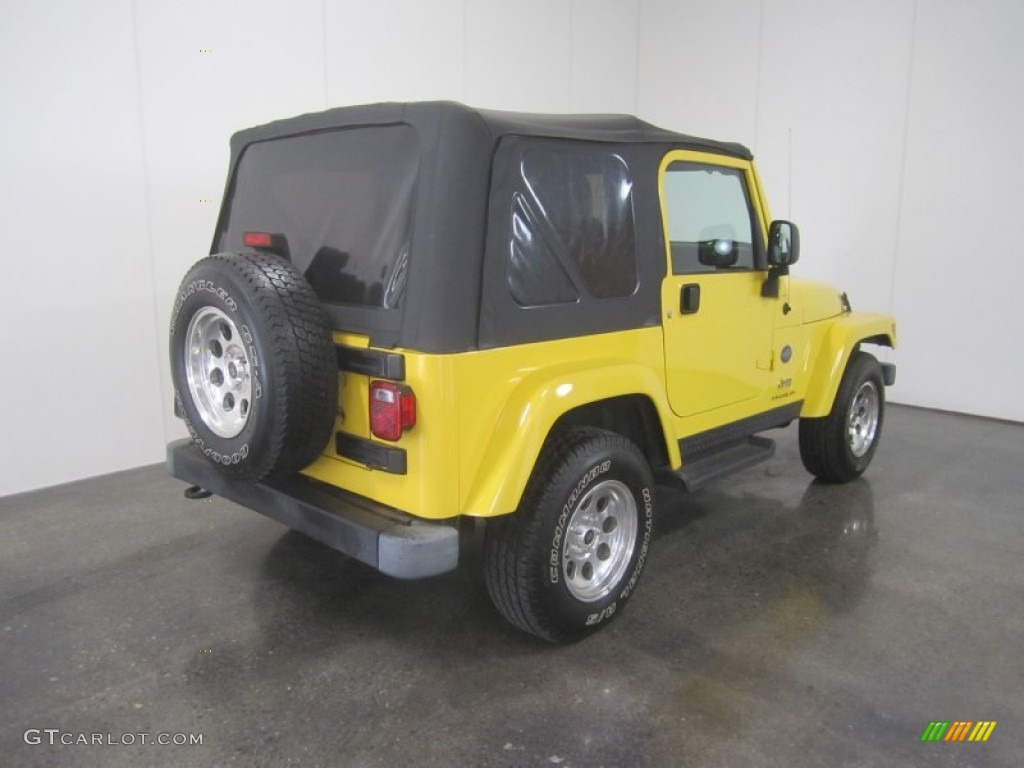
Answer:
[799,350,885,483]
[484,428,655,643]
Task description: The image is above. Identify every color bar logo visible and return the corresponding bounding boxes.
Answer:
[921,721,997,742]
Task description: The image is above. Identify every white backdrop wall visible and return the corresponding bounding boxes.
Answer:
[1,0,1020,496]
[0,0,164,496]
[639,0,1024,422]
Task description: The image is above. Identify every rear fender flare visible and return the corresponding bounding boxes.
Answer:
[462,362,678,517]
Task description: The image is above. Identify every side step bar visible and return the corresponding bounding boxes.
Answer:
[673,435,776,492]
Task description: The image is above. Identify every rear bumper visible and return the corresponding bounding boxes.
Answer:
[166,439,458,579]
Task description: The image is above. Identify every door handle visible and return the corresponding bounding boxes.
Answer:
[680,283,701,314]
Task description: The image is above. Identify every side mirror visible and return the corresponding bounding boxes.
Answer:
[698,238,738,268]
[767,220,800,267]
[762,220,800,298]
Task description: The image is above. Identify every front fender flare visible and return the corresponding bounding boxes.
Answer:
[800,312,896,418]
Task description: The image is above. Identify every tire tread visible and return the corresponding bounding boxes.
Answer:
[799,350,884,483]
[173,252,336,480]
[484,428,647,643]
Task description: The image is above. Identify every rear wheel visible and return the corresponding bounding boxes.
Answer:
[170,252,336,481]
[484,428,655,643]
[799,351,885,483]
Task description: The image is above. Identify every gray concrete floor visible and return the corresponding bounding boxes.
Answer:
[1,404,1021,768]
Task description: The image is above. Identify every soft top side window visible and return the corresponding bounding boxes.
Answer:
[507,142,638,306]
[662,161,761,274]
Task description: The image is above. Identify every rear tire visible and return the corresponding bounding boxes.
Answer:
[799,351,885,483]
[484,428,655,643]
[170,252,336,481]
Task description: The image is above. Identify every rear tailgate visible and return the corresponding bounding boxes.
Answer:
[210,123,465,518]
[298,333,460,522]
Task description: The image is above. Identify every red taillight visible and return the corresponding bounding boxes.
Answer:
[242,231,274,248]
[369,381,416,442]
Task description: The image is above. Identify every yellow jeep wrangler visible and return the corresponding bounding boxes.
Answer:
[167,101,896,642]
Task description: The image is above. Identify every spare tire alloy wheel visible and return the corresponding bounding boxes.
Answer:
[170,252,336,481]
[185,306,252,438]
[485,428,655,643]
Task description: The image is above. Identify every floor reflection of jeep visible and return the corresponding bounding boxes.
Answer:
[168,101,896,642]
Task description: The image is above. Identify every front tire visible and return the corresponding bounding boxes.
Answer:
[484,428,655,643]
[799,351,885,483]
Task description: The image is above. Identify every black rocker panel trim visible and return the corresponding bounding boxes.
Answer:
[679,401,803,461]
[336,433,408,474]
[336,346,406,381]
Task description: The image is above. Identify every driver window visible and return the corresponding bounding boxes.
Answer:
[663,162,759,274]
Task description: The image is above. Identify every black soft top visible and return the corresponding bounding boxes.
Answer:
[216,101,753,352]
[229,100,751,160]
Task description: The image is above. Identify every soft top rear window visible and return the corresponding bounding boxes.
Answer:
[218,124,418,309]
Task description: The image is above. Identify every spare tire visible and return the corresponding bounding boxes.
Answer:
[169,252,336,481]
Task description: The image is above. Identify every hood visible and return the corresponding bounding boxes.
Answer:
[789,278,845,323]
